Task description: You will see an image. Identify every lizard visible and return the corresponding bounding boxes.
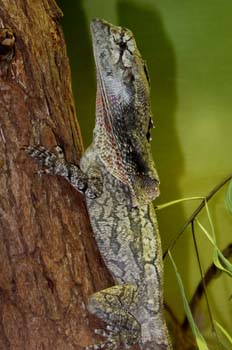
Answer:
[26,18,172,350]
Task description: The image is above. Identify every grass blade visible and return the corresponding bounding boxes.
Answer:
[225,180,232,214]
[215,321,232,345]
[168,251,209,350]
[156,197,204,210]
[196,219,232,277]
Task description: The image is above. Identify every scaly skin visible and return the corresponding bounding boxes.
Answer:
[26,19,172,350]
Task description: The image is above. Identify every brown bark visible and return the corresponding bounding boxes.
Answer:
[0,1,112,349]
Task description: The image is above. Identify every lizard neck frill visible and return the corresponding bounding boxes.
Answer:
[94,79,139,206]
[94,89,160,207]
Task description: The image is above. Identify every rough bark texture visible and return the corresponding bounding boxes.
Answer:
[0,1,113,349]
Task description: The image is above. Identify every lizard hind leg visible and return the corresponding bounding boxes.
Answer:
[86,284,141,350]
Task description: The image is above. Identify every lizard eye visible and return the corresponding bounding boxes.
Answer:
[146,117,154,142]
[146,130,152,142]
[143,61,150,86]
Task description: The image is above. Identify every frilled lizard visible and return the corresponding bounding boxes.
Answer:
[26,18,172,350]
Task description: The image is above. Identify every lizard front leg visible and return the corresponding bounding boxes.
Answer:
[86,284,141,350]
[25,145,103,198]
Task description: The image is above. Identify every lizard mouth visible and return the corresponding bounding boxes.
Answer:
[91,18,136,68]
[90,18,112,46]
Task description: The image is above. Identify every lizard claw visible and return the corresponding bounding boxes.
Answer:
[85,188,98,199]
[25,145,59,175]
[55,145,65,160]
[84,337,119,350]
[94,328,113,337]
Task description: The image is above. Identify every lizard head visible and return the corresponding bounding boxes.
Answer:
[90,19,159,206]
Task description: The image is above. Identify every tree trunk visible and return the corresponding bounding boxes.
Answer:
[0,1,113,349]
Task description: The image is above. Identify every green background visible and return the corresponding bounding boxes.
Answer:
[57,0,232,347]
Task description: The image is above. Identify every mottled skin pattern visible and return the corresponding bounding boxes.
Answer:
[26,19,172,350]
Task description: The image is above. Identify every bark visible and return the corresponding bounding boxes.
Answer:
[0,1,112,349]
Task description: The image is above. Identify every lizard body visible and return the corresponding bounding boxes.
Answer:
[26,19,172,350]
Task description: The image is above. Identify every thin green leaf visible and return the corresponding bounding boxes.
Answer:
[225,180,232,214]
[201,202,232,275]
[156,197,204,210]
[196,219,232,277]
[198,202,232,276]
[168,251,209,350]
[204,201,216,240]
[215,321,232,345]
[217,250,232,276]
